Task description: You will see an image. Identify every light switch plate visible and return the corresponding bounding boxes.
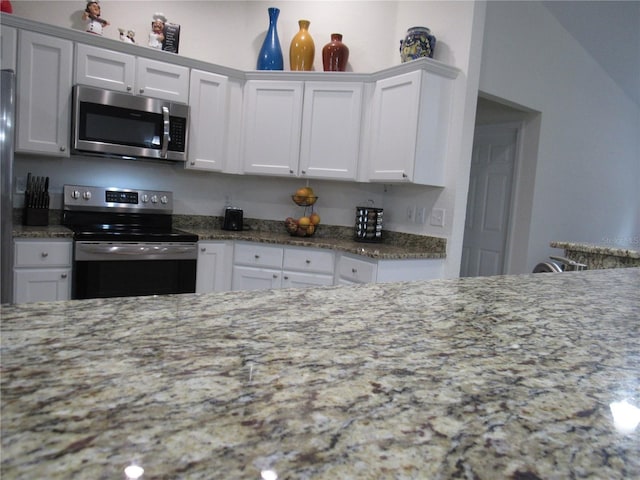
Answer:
[430,208,445,227]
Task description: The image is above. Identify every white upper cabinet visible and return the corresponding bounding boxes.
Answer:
[75,44,189,103]
[242,80,364,180]
[16,30,73,156]
[0,25,17,71]
[242,80,304,177]
[299,82,363,180]
[366,68,454,186]
[186,69,229,172]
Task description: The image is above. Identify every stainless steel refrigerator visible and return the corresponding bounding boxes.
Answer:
[1,69,16,304]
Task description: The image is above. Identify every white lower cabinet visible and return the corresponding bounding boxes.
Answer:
[336,254,378,285]
[282,246,335,288]
[196,241,233,293]
[232,242,335,291]
[13,239,72,304]
[336,252,445,285]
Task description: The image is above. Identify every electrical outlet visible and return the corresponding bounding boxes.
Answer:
[430,208,445,227]
[406,205,415,222]
[416,207,427,224]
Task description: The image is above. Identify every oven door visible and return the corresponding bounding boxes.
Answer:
[73,242,197,299]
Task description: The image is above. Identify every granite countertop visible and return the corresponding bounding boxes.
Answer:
[12,214,446,260]
[2,268,639,479]
[550,241,640,259]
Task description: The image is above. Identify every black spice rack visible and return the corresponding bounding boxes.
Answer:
[354,206,383,243]
[23,174,50,226]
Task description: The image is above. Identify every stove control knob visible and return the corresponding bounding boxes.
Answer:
[150,195,158,204]
[71,190,80,200]
[141,194,149,203]
[82,191,92,200]
[160,195,168,204]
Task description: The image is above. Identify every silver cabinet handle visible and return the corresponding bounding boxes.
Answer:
[352,268,357,273]
[126,85,132,91]
[254,254,260,259]
[41,252,48,258]
[284,276,289,280]
[61,273,67,279]
[139,88,145,94]
[272,274,278,279]
[59,146,66,152]
[200,247,206,252]
[305,259,311,264]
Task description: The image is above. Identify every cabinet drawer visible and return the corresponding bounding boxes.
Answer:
[283,247,335,274]
[233,243,283,268]
[338,255,377,283]
[14,240,72,267]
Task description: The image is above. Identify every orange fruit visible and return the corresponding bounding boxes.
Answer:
[298,216,311,227]
[306,225,315,235]
[309,212,320,225]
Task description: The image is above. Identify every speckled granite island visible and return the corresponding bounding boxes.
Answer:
[2,268,639,479]
[551,241,640,270]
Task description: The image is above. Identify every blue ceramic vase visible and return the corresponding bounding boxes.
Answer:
[257,7,284,70]
[399,26,436,62]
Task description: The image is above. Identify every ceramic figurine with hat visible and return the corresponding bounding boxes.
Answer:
[149,12,166,49]
[82,0,109,35]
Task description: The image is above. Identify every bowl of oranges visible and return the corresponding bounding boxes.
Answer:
[291,186,318,207]
[285,186,320,237]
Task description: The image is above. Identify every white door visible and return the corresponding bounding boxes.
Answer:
[461,125,518,277]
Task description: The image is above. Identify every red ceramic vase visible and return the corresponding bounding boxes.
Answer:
[322,33,349,72]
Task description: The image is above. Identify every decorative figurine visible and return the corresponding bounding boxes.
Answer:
[82,0,109,35]
[148,12,166,49]
[119,28,136,44]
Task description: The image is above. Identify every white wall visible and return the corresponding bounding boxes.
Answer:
[8,0,483,278]
[480,1,640,269]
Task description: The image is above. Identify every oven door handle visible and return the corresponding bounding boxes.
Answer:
[75,243,197,260]
[161,106,170,158]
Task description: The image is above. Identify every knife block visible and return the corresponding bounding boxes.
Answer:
[23,207,49,226]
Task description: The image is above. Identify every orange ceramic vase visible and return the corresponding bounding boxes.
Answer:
[289,20,315,71]
[322,33,349,71]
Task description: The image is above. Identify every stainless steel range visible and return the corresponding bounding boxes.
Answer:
[63,184,198,299]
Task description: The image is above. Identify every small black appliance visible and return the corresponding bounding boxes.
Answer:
[223,207,243,231]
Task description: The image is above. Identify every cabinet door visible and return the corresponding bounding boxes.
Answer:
[282,270,334,289]
[75,44,135,92]
[337,254,377,284]
[367,70,422,182]
[196,241,233,293]
[283,247,335,275]
[0,25,17,71]
[136,57,189,103]
[186,70,229,172]
[299,82,363,180]
[16,31,72,156]
[232,265,281,291]
[14,268,71,304]
[242,80,303,176]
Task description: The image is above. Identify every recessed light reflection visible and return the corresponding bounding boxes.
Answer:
[124,464,144,479]
[261,469,278,480]
[610,399,640,434]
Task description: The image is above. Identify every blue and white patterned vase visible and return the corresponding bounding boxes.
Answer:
[257,7,284,70]
[399,26,436,62]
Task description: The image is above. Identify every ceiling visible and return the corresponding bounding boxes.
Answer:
[542,1,640,106]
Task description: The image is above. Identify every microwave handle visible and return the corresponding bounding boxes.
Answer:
[161,106,170,158]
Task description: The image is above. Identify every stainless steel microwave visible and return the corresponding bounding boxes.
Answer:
[72,85,189,162]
